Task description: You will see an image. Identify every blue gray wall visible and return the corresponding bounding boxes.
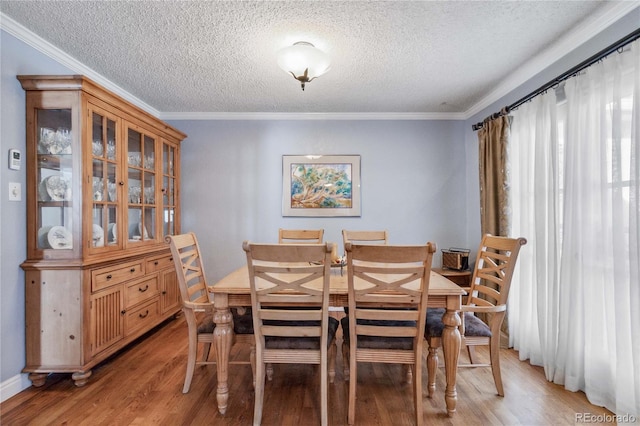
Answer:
[172,119,467,283]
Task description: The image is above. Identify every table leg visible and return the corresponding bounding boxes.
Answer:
[213,294,233,415]
[441,306,461,417]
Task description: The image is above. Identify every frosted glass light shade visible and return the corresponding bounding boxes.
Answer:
[277,41,331,90]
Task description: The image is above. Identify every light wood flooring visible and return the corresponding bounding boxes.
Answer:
[1,315,613,425]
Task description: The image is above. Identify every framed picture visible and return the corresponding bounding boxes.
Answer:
[282,155,361,217]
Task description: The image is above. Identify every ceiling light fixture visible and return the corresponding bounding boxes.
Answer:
[277,41,331,91]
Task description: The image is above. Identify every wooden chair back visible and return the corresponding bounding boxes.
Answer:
[167,233,256,394]
[243,241,334,426]
[166,233,213,393]
[167,233,209,309]
[342,229,388,246]
[425,234,527,398]
[344,242,435,426]
[278,228,324,244]
[466,234,527,313]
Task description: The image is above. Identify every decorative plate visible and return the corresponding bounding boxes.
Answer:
[38,179,51,201]
[45,176,71,201]
[139,222,149,239]
[92,224,104,247]
[37,226,52,249]
[47,226,73,250]
[108,223,117,242]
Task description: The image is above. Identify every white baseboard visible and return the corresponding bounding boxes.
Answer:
[0,373,31,403]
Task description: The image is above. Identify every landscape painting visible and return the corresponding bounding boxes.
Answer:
[282,155,361,217]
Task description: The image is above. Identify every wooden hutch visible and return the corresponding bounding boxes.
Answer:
[19,75,186,387]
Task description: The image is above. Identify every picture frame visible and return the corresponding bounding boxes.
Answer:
[282,155,361,217]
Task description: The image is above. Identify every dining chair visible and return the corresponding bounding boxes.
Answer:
[341,229,388,246]
[243,241,338,426]
[278,228,324,244]
[166,233,255,393]
[425,234,527,397]
[342,242,436,426]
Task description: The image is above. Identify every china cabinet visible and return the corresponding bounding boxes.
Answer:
[19,75,185,387]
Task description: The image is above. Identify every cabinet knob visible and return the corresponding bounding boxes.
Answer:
[119,181,124,186]
[130,268,135,273]
[106,274,112,280]
[120,310,126,315]
[138,284,149,292]
[154,261,159,265]
[162,291,167,295]
[139,310,149,319]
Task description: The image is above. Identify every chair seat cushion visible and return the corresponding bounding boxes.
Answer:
[424,308,491,338]
[231,307,255,335]
[340,316,416,350]
[198,315,215,334]
[264,317,340,350]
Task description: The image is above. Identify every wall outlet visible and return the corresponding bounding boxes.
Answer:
[9,182,21,201]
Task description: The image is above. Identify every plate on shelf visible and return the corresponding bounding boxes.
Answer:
[139,222,149,239]
[44,176,71,201]
[92,224,104,247]
[37,226,53,249]
[38,179,51,201]
[47,226,72,249]
[108,223,117,242]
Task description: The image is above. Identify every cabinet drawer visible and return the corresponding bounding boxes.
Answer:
[125,297,160,336]
[92,260,145,292]
[124,276,159,308]
[146,254,174,273]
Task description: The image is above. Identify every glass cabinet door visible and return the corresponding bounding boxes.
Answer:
[126,126,156,244]
[36,108,74,253]
[162,141,178,237]
[89,107,119,251]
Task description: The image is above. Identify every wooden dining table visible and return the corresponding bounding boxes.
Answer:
[209,265,466,417]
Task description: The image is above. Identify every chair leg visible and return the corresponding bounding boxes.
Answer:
[467,344,479,364]
[328,340,337,384]
[250,344,256,389]
[489,336,504,396]
[183,333,198,394]
[426,340,438,399]
[403,364,412,384]
[342,340,350,379]
[413,360,423,426]
[321,352,329,426]
[347,346,357,425]
[253,360,266,426]
[202,342,212,362]
[266,363,274,381]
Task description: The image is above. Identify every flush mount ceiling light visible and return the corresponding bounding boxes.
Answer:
[277,41,331,91]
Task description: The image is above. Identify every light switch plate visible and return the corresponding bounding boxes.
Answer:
[9,182,21,201]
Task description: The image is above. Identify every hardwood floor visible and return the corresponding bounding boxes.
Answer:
[1,315,613,425]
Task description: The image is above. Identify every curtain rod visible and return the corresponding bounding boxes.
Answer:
[472,27,640,131]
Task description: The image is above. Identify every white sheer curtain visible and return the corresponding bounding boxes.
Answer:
[509,39,639,416]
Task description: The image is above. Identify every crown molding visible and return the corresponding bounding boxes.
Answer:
[159,111,466,121]
[464,2,640,119]
[1,13,161,118]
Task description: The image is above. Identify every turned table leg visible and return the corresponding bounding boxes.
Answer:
[213,295,233,415]
[441,307,461,417]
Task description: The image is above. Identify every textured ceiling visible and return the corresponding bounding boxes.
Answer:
[0,1,632,118]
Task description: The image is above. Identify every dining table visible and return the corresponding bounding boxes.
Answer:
[209,264,466,417]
